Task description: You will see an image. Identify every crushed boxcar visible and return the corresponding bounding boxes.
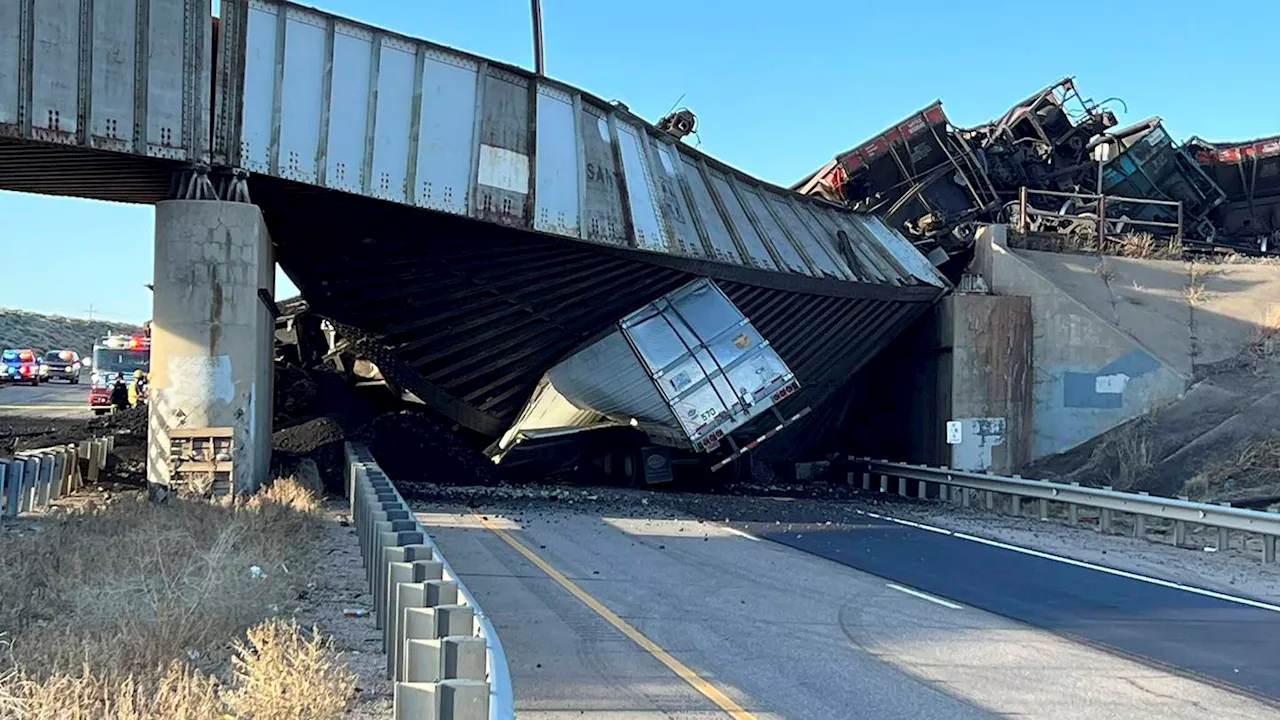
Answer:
[1187,135,1280,254]
[796,76,1277,258]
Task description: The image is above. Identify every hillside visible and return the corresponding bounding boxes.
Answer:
[0,308,141,358]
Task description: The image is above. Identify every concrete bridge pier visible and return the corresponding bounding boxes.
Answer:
[148,200,275,495]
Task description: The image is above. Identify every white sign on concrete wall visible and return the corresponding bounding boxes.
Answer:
[1095,373,1130,394]
[167,355,234,406]
[945,420,963,445]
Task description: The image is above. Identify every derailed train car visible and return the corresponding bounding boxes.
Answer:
[796,77,1275,258]
[215,0,952,483]
[1187,135,1280,253]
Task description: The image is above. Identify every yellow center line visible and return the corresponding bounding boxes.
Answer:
[476,514,759,720]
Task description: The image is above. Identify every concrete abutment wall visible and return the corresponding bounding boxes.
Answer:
[973,225,1188,459]
[148,200,274,493]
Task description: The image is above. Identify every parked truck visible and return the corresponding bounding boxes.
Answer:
[489,278,806,485]
[88,332,151,414]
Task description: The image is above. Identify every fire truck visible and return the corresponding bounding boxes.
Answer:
[89,332,151,414]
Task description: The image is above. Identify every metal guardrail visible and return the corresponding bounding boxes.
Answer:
[344,442,514,720]
[857,458,1280,563]
[1,437,113,519]
[1016,186,1185,245]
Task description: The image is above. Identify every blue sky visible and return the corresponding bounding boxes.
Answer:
[3,0,1277,322]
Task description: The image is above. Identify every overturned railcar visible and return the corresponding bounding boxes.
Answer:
[1188,135,1280,254]
[793,77,1120,258]
[211,0,951,477]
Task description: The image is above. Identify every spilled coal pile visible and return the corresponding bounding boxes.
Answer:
[271,363,508,493]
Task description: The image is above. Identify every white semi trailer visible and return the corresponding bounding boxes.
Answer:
[491,277,807,484]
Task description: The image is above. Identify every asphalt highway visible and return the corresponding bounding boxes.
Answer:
[421,499,1280,719]
[739,512,1280,702]
[0,373,91,419]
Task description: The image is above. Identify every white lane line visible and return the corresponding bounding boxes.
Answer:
[887,582,963,610]
[856,509,1280,614]
[723,525,761,541]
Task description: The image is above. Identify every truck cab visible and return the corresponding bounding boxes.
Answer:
[88,334,151,414]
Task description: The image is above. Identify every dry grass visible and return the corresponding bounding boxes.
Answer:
[229,619,357,719]
[1251,305,1280,360]
[0,474,356,719]
[0,308,139,358]
[1184,433,1280,501]
[1184,262,1210,306]
[1098,417,1158,492]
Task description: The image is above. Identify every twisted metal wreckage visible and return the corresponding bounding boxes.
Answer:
[793,77,1280,259]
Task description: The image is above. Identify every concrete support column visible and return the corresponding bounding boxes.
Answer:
[148,201,275,494]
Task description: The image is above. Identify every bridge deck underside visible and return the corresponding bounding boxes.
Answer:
[0,139,182,204]
[254,178,935,445]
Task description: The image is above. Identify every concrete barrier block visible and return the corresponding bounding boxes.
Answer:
[441,679,489,720]
[405,637,486,684]
[393,681,440,720]
[401,605,474,681]
[361,503,408,568]
[369,519,416,592]
[386,560,446,676]
[375,531,427,627]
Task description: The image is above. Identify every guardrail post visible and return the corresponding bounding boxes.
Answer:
[65,446,80,493]
[983,490,994,510]
[48,452,65,501]
[1038,496,1049,521]
[20,458,38,513]
[1068,483,1079,526]
[879,474,888,493]
[917,479,927,500]
[960,487,971,508]
[1133,513,1146,538]
[1217,503,1231,550]
[0,460,10,519]
[36,453,54,508]
[1099,487,1113,533]
[1174,495,1191,546]
[897,477,907,497]
[86,442,101,484]
[862,472,870,491]
[1264,534,1277,564]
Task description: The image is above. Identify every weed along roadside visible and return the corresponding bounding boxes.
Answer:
[0,467,364,719]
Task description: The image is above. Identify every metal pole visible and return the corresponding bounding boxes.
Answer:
[531,0,545,76]
[1096,158,1105,248]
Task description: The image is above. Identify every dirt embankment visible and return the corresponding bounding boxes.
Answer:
[0,308,140,358]
[1025,321,1280,504]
